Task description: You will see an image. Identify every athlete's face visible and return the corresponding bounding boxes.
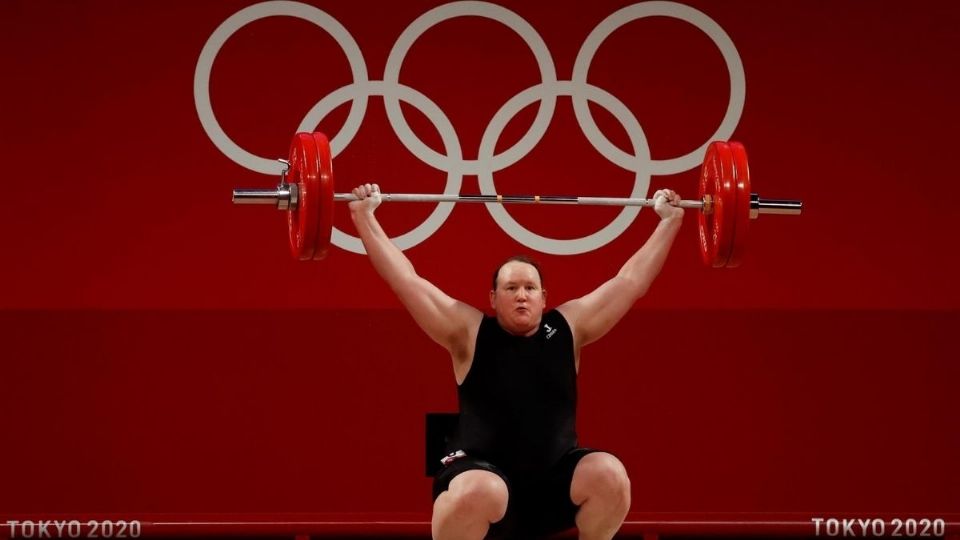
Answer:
[490,261,546,337]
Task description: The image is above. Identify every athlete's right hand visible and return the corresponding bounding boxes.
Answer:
[349,183,382,215]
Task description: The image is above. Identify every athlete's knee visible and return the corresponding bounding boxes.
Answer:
[572,453,631,509]
[442,470,509,523]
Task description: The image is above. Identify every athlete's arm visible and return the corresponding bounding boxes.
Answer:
[350,184,482,355]
[557,189,684,348]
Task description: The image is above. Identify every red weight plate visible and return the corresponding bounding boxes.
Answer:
[287,132,320,260]
[698,141,735,267]
[715,142,738,268]
[310,132,335,260]
[697,144,719,266]
[725,141,751,268]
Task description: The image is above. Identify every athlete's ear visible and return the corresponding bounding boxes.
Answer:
[489,289,496,309]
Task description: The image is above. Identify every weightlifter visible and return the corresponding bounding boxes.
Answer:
[349,183,684,540]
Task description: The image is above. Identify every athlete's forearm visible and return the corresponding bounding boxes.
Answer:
[351,209,417,286]
[616,215,683,295]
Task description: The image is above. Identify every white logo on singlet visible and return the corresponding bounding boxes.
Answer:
[544,324,557,339]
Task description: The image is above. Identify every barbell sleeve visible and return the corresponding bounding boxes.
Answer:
[750,194,802,216]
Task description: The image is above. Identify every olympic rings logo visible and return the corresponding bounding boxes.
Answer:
[195,0,745,255]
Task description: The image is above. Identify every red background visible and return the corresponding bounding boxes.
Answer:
[1,0,958,517]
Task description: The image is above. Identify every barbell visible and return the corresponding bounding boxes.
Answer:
[232,132,802,267]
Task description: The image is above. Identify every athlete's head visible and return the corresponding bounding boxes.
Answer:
[490,255,546,337]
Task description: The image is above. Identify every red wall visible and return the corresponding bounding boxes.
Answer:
[1,0,958,516]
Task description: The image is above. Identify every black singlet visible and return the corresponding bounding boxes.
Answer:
[453,309,578,473]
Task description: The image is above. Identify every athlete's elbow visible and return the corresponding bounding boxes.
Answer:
[389,271,424,296]
[616,274,651,299]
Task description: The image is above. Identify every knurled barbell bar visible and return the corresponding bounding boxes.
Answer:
[232,132,802,267]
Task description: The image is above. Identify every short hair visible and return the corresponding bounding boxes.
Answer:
[492,255,544,290]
